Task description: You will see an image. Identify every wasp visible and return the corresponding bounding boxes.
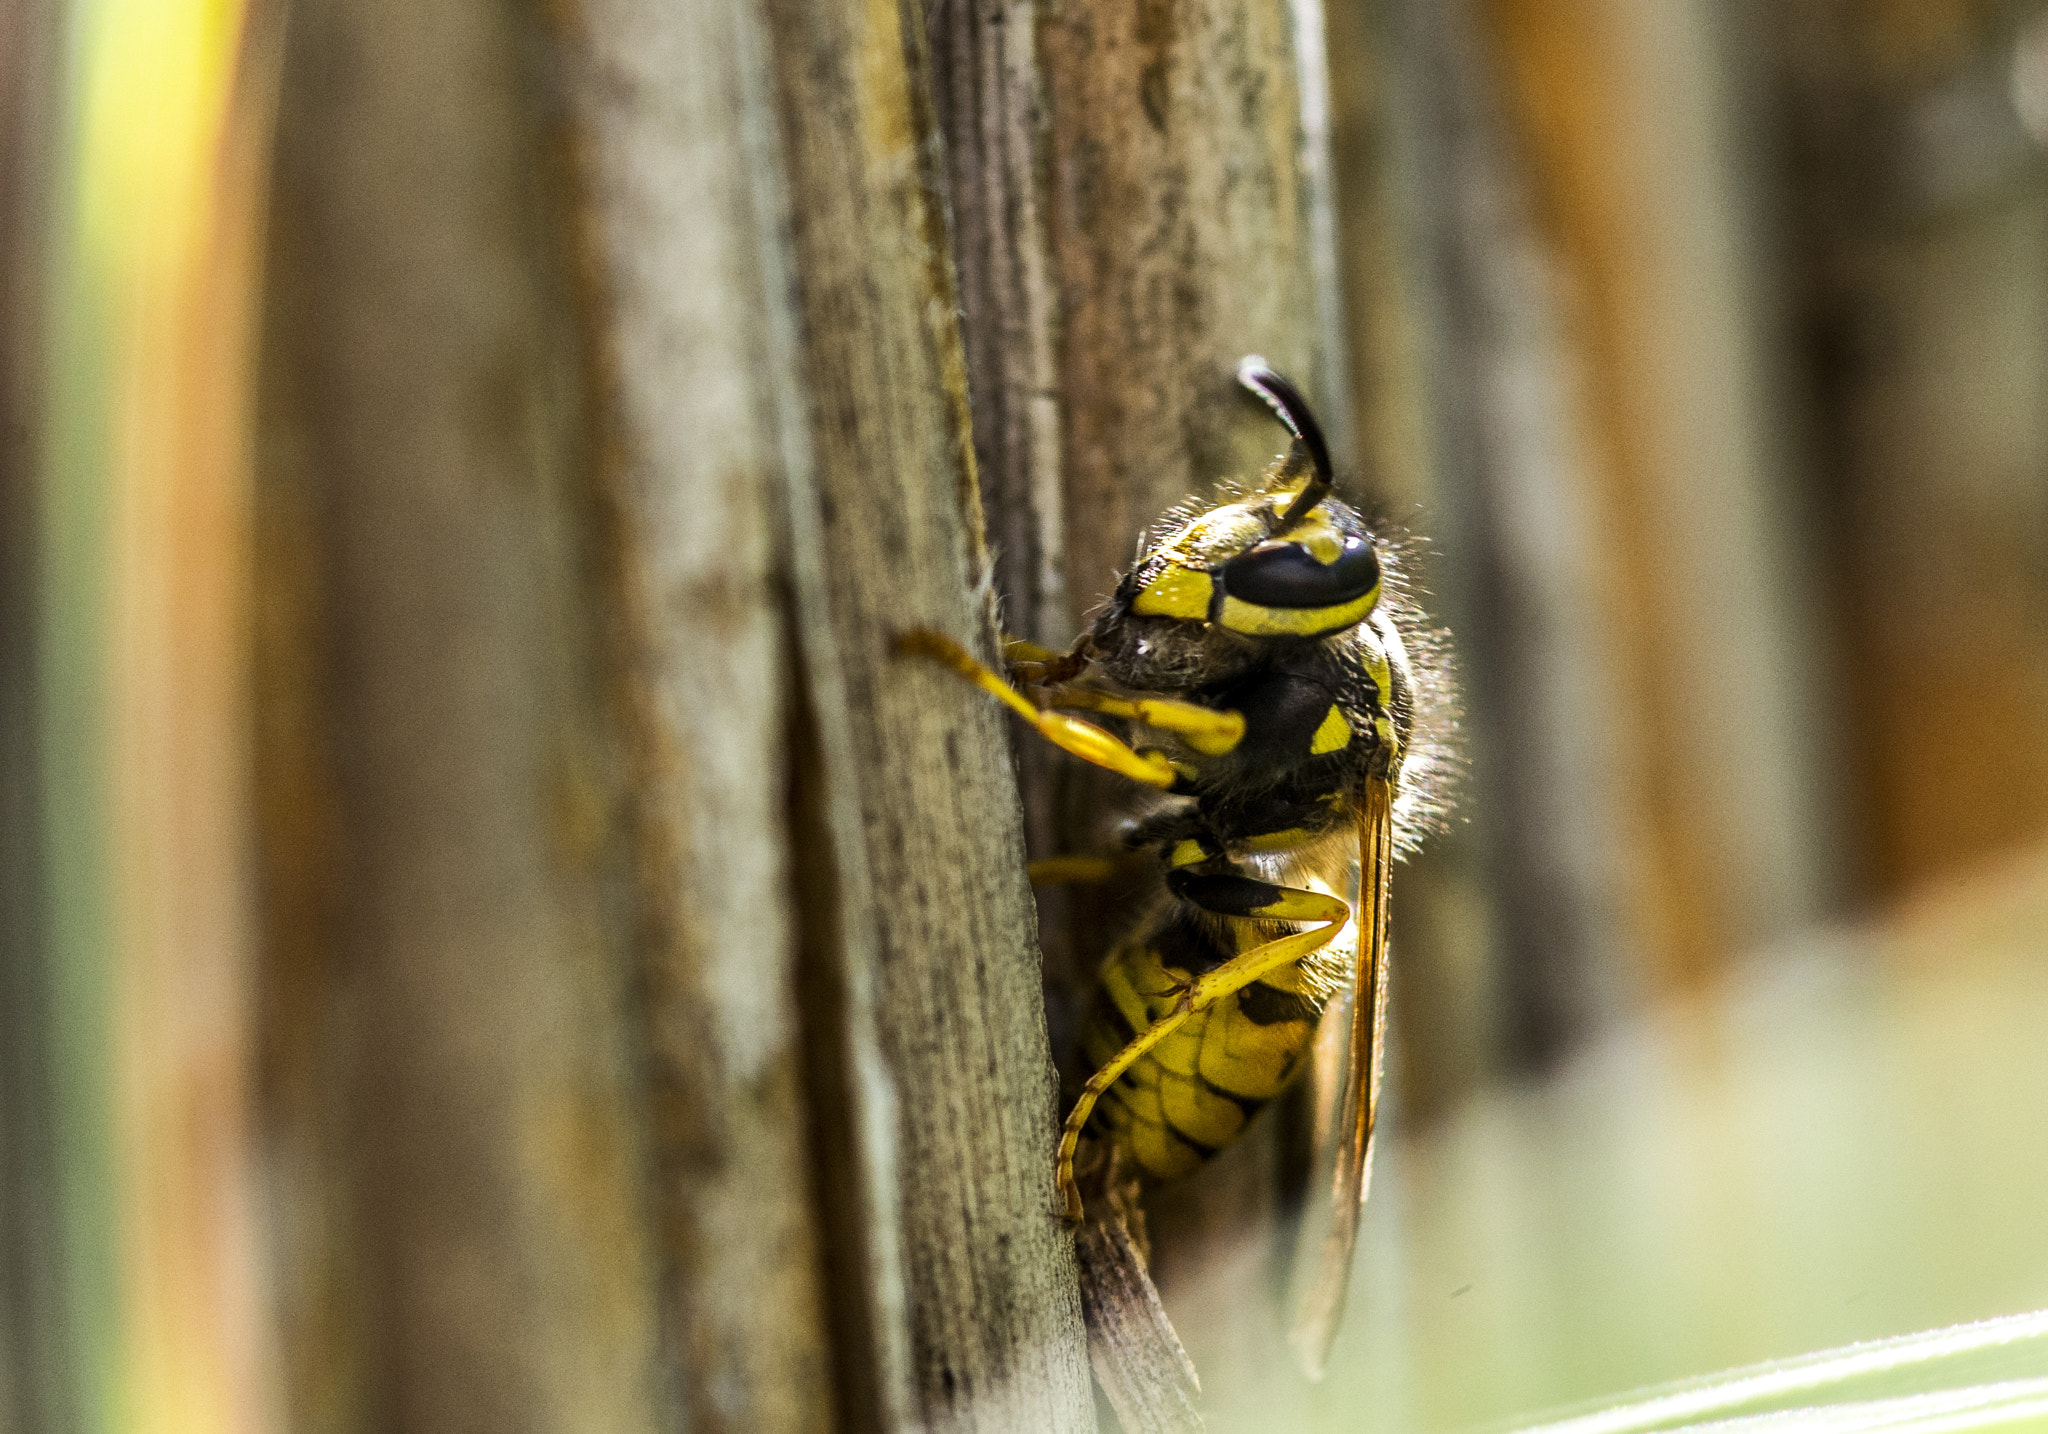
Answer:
[902,357,1453,1373]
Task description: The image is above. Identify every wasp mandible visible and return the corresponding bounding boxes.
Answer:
[902,357,1454,1374]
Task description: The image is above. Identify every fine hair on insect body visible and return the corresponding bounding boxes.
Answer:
[899,355,1456,1376]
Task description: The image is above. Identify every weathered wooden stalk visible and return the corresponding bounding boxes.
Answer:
[257,0,1088,1430]
[928,0,1356,1420]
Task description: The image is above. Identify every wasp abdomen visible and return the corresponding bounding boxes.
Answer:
[1081,904,1328,1180]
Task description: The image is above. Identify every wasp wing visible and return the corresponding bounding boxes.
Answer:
[1287,773,1394,1379]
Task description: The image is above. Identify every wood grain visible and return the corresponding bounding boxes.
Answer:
[759,0,1095,1424]
[929,0,1354,1418]
[558,0,867,1426]
[258,3,674,1430]
[1076,1213,1203,1434]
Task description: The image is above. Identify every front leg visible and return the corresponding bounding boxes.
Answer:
[897,629,1179,789]
[1039,685,1245,756]
[1002,633,1092,686]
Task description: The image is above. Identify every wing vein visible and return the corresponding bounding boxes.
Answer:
[1288,775,1393,1378]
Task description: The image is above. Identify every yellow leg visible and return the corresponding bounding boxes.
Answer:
[1002,633,1090,686]
[1054,881,1350,1220]
[897,629,1177,789]
[1042,685,1246,757]
[1002,635,1063,664]
[1058,1015,1195,1221]
[1026,855,1132,885]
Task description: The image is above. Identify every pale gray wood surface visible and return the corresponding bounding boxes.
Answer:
[258,4,675,1430]
[559,0,865,1427]
[257,0,1091,1430]
[758,0,1095,1425]
[1076,1215,1204,1434]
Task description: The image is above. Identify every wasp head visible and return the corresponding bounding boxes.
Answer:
[1086,360,1385,690]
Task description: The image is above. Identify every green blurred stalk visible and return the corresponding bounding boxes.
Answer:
[1504,1309,2048,1434]
[37,0,120,1422]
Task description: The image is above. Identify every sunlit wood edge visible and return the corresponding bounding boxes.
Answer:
[1485,1309,2048,1434]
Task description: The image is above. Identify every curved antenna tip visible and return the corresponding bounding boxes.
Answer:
[1235,356,1333,525]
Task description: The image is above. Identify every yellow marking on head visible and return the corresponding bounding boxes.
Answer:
[1159,499,1271,567]
[1170,838,1208,868]
[1271,505,1340,544]
[1310,704,1351,755]
[1216,586,1378,638]
[1268,474,1313,504]
[1132,564,1214,620]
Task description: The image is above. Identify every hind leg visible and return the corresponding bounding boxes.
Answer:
[1054,872,1349,1220]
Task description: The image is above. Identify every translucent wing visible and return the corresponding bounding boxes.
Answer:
[1287,773,1394,1378]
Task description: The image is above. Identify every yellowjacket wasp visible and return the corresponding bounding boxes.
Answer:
[903,357,1454,1373]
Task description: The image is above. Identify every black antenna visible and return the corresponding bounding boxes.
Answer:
[1236,357,1332,527]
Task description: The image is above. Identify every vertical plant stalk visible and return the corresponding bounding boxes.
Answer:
[0,0,69,1426]
[756,0,1096,1425]
[1480,0,1840,982]
[257,2,672,1429]
[555,0,886,1426]
[1388,0,1637,1072]
[1771,0,2048,899]
[929,0,1351,1420]
[924,0,1079,1026]
[31,1,288,1430]
[261,0,1093,1429]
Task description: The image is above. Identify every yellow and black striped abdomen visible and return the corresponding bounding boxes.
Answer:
[1082,905,1328,1181]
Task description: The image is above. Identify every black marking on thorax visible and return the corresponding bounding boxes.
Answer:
[1222,670,1341,780]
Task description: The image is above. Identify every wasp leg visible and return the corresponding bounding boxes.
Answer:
[1002,633,1092,686]
[1041,686,1246,757]
[1002,635,1063,664]
[897,629,1177,789]
[1054,872,1350,1220]
[1027,855,1138,885]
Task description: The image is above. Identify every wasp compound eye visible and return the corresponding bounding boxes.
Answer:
[1221,536,1379,609]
